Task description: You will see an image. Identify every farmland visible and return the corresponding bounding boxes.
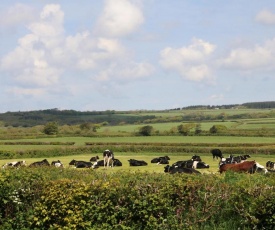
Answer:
[1,106,275,229]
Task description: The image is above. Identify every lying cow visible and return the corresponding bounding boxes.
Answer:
[69,159,92,168]
[128,159,148,166]
[164,165,201,174]
[92,158,122,168]
[219,161,256,174]
[266,161,275,169]
[191,155,202,161]
[172,160,209,169]
[151,156,170,164]
[2,160,27,169]
[90,156,99,162]
[221,154,251,164]
[250,162,268,174]
[51,160,64,167]
[29,159,50,167]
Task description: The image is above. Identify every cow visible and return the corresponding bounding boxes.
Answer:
[69,159,93,168]
[103,149,114,168]
[128,159,148,166]
[219,161,256,174]
[191,155,202,161]
[266,161,275,169]
[172,160,209,169]
[2,160,27,169]
[92,158,122,168]
[90,156,99,162]
[164,165,201,174]
[221,154,252,164]
[51,160,64,167]
[211,149,223,160]
[249,162,268,174]
[29,159,50,167]
[151,156,170,164]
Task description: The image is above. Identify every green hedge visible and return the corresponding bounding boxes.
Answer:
[0,168,274,229]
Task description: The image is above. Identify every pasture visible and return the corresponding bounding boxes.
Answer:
[1,152,275,174]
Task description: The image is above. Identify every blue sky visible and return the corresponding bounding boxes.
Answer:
[1,0,275,112]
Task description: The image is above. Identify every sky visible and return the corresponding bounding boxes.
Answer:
[1,0,275,112]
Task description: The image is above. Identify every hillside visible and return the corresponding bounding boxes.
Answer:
[0,101,275,127]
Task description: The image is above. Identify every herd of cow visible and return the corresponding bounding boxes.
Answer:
[1,148,275,175]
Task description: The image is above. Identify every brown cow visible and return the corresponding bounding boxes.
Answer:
[219,161,256,174]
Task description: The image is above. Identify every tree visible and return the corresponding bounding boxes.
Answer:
[209,125,227,134]
[43,122,59,135]
[195,123,202,135]
[177,123,196,136]
[139,125,153,136]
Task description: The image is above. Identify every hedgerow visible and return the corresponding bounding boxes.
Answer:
[0,167,274,229]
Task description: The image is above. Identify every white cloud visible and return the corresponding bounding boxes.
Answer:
[219,38,275,72]
[0,3,37,30]
[256,9,275,25]
[96,0,144,37]
[159,38,216,82]
[0,3,153,97]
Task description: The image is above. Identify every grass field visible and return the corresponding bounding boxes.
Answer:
[1,152,275,174]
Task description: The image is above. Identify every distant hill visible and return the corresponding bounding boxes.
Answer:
[181,101,275,110]
[0,101,274,127]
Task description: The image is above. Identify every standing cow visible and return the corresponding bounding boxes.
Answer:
[211,149,223,160]
[103,149,114,168]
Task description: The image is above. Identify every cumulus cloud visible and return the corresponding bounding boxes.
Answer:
[1,3,152,96]
[96,0,144,37]
[256,9,275,25]
[219,38,275,72]
[159,38,216,82]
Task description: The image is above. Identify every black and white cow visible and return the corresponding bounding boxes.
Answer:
[172,160,209,169]
[211,149,223,160]
[221,154,251,164]
[128,159,148,166]
[103,149,114,168]
[92,158,122,168]
[266,161,275,169]
[51,160,64,167]
[164,165,201,174]
[69,159,92,168]
[151,156,170,164]
[90,156,99,162]
[2,160,27,169]
[29,159,50,167]
[191,155,202,161]
[249,162,268,174]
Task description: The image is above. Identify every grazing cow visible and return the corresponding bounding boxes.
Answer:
[266,161,275,169]
[191,155,202,161]
[51,160,64,167]
[164,165,201,174]
[29,159,50,167]
[69,159,92,168]
[2,160,26,169]
[211,149,223,160]
[128,159,148,166]
[219,161,256,174]
[151,156,170,164]
[90,156,99,162]
[103,149,114,168]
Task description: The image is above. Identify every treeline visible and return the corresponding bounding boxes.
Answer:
[182,101,275,110]
[0,109,155,127]
[1,101,275,127]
